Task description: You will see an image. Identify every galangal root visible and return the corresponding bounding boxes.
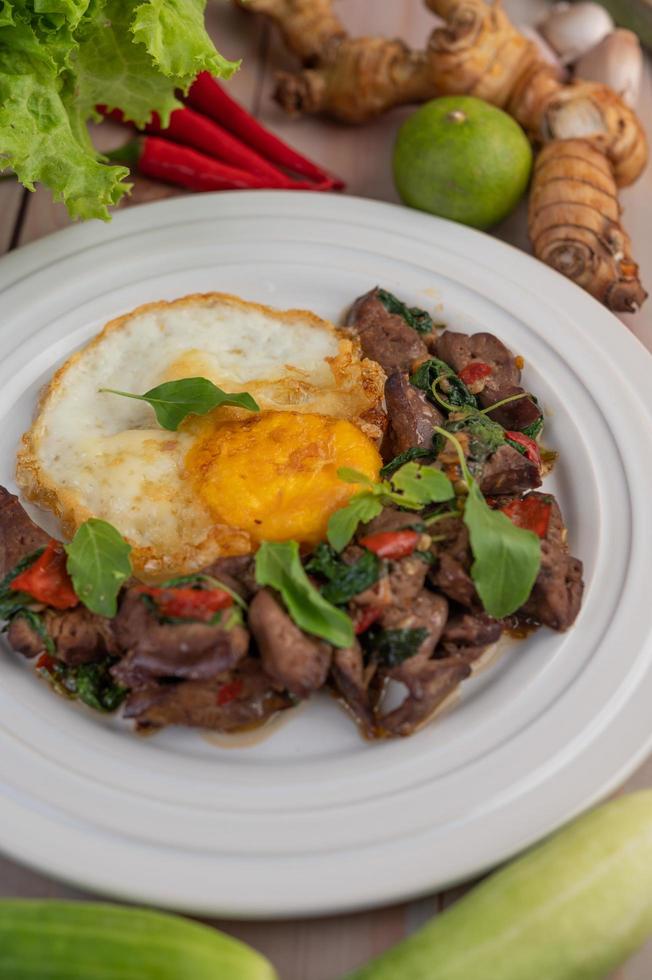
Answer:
[236,0,648,313]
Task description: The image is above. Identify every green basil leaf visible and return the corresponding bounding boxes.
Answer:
[327,493,384,552]
[305,543,343,581]
[0,549,47,621]
[254,541,354,648]
[307,544,381,605]
[463,481,541,618]
[377,289,433,335]
[443,412,506,475]
[71,660,128,712]
[390,462,454,506]
[380,447,434,479]
[40,656,127,712]
[100,377,260,431]
[65,519,132,617]
[366,627,429,666]
[410,358,477,411]
[522,415,545,440]
[336,467,376,486]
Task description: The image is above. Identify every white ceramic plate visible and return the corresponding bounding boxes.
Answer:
[0,192,651,917]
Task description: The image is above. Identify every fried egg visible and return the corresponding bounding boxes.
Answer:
[17,293,385,577]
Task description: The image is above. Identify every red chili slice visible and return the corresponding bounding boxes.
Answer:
[358,529,420,560]
[36,654,57,672]
[216,679,244,706]
[500,497,551,538]
[458,362,492,386]
[354,605,383,635]
[11,541,79,610]
[135,585,233,621]
[505,430,542,468]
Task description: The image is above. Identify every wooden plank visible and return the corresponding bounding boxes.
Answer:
[0,180,24,256]
[206,904,406,980]
[618,61,652,349]
[253,0,436,200]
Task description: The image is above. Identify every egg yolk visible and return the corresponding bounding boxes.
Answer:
[185,411,382,546]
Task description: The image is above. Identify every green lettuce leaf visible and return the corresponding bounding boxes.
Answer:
[0,18,131,219]
[132,0,239,83]
[0,0,238,219]
[72,0,183,127]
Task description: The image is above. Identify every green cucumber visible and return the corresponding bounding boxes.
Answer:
[347,792,652,980]
[0,901,277,980]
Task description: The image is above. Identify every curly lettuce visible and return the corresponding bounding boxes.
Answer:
[0,0,239,220]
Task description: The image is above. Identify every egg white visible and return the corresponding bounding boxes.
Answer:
[16,292,385,577]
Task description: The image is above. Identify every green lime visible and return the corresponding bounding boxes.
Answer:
[393,95,533,230]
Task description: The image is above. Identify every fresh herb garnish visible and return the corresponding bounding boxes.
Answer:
[327,463,454,551]
[377,289,433,335]
[254,540,354,648]
[100,377,260,431]
[327,493,385,553]
[306,544,381,605]
[441,412,507,475]
[380,447,434,479]
[0,548,45,621]
[40,657,127,712]
[522,415,544,440]
[391,461,456,506]
[433,427,541,618]
[366,627,429,666]
[410,358,477,411]
[464,482,541,618]
[65,520,132,618]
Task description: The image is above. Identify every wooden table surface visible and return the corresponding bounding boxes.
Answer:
[1,2,651,977]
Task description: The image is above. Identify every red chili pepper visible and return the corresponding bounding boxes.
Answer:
[11,541,79,610]
[358,529,420,560]
[500,497,551,538]
[216,679,244,705]
[108,136,327,193]
[187,73,345,189]
[505,430,542,468]
[102,107,332,190]
[354,605,383,635]
[36,654,57,672]
[135,585,233,621]
[458,362,493,386]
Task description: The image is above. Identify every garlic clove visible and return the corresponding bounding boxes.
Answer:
[538,2,614,64]
[519,25,568,79]
[575,29,643,106]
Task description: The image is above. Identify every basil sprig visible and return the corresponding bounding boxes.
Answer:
[377,289,433,335]
[254,540,354,648]
[327,462,454,552]
[306,544,380,605]
[380,447,433,479]
[433,427,541,618]
[100,377,260,431]
[366,627,429,667]
[410,358,477,411]
[40,657,127,712]
[65,519,132,618]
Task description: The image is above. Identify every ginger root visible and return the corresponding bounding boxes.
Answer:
[238,0,648,312]
[530,139,646,312]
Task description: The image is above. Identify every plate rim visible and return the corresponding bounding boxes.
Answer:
[1,190,651,917]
